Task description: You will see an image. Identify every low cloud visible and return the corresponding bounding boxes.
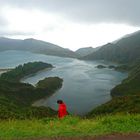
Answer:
[0,0,140,26]
[0,29,35,36]
[0,0,140,50]
[0,16,8,26]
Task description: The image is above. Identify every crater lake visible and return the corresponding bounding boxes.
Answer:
[0,50,127,115]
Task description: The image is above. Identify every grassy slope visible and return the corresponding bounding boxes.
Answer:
[87,96,140,117]
[0,78,60,119]
[111,64,140,96]
[0,62,63,119]
[0,115,139,139]
[0,96,57,119]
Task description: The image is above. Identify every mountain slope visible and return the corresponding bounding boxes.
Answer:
[82,30,140,63]
[75,47,100,57]
[111,63,140,97]
[0,37,78,58]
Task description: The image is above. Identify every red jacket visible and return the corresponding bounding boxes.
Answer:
[58,103,67,118]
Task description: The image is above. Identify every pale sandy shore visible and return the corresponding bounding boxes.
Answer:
[0,68,13,71]
[0,68,13,75]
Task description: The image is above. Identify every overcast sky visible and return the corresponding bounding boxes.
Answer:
[0,0,140,50]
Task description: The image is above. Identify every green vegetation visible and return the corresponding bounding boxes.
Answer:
[0,79,59,119]
[0,62,63,119]
[36,77,63,93]
[114,64,131,71]
[0,61,53,82]
[0,96,57,119]
[111,63,140,96]
[0,114,139,139]
[108,65,116,69]
[87,96,140,117]
[96,65,106,69]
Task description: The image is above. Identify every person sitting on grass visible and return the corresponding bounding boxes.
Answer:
[57,100,67,118]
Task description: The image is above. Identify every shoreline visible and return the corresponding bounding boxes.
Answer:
[20,67,53,83]
[0,68,13,75]
[0,68,13,72]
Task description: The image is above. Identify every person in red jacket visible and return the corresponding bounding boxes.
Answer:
[57,100,67,118]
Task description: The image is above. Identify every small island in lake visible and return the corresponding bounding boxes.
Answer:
[0,61,53,82]
[96,65,106,69]
[108,65,116,69]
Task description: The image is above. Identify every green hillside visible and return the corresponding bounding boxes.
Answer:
[111,64,140,97]
[0,61,53,82]
[87,96,140,117]
[0,62,63,119]
[0,96,57,119]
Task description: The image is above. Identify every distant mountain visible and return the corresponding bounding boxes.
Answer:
[0,37,78,58]
[75,46,100,57]
[82,30,140,63]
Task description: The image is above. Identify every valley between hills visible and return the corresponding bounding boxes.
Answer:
[0,30,140,139]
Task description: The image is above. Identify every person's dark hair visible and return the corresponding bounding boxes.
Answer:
[57,100,63,104]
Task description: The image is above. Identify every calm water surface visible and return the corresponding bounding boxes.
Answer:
[0,50,127,115]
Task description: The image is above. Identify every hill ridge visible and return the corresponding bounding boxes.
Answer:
[0,37,79,58]
[82,30,140,63]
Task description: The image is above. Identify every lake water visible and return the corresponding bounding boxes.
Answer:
[0,50,127,115]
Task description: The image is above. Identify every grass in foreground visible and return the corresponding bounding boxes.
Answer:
[0,114,140,139]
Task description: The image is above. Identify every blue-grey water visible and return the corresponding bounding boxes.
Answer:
[0,50,127,115]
